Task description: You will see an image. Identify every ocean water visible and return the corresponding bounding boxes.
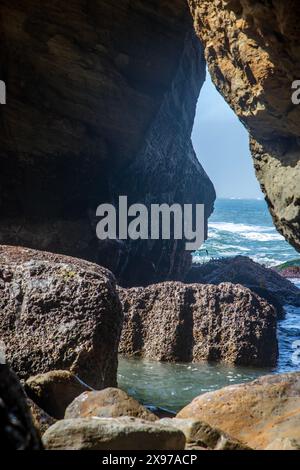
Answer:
[118,200,300,412]
[193,198,299,266]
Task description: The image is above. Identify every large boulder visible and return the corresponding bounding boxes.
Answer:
[25,370,92,419]
[0,364,42,450]
[177,372,300,450]
[119,281,278,367]
[65,388,157,422]
[42,417,186,450]
[0,245,123,389]
[186,256,300,313]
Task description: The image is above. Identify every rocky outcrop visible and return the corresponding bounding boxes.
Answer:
[42,417,186,450]
[65,388,157,422]
[119,281,278,367]
[0,365,42,450]
[159,418,250,450]
[0,245,123,389]
[189,0,300,252]
[25,370,92,419]
[177,372,300,450]
[0,0,215,286]
[186,256,300,314]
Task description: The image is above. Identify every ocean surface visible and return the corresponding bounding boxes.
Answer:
[118,199,300,413]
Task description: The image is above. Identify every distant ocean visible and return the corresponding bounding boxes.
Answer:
[193,198,299,267]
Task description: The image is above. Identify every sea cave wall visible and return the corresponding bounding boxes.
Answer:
[0,0,215,286]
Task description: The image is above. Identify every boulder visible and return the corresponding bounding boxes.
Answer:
[159,418,250,450]
[42,417,186,450]
[25,370,93,419]
[119,282,278,367]
[0,245,123,389]
[0,364,42,449]
[186,256,300,313]
[177,372,300,450]
[65,388,157,422]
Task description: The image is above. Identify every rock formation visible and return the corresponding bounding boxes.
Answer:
[119,281,278,367]
[0,245,123,389]
[42,417,186,451]
[188,0,300,252]
[177,372,300,450]
[186,256,300,314]
[25,370,93,419]
[65,388,158,422]
[0,364,42,450]
[0,0,215,286]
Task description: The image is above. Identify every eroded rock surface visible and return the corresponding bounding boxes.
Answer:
[119,281,278,367]
[186,256,300,314]
[177,372,300,450]
[65,388,157,422]
[0,0,215,285]
[25,370,92,419]
[42,417,186,450]
[0,245,123,389]
[189,0,300,252]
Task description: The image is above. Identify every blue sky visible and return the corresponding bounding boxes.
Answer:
[192,72,263,199]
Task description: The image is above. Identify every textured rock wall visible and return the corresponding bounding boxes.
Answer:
[189,0,300,251]
[0,0,215,285]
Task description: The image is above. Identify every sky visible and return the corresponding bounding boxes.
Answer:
[192,71,263,199]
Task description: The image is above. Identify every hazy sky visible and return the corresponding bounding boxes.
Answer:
[192,72,263,199]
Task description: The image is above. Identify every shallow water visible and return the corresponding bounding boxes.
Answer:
[118,279,300,413]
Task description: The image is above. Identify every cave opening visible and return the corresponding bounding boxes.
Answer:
[191,70,299,267]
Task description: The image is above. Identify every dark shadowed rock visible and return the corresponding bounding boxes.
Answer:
[42,417,186,450]
[186,256,300,314]
[177,372,300,450]
[0,365,42,450]
[0,245,123,389]
[25,370,93,419]
[119,282,278,367]
[27,398,56,436]
[65,388,157,422]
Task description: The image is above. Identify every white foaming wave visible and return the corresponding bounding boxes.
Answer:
[209,222,284,242]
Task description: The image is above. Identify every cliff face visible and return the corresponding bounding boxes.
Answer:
[0,0,215,285]
[189,0,300,252]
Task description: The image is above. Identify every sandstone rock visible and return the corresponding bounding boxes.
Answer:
[0,1,215,285]
[159,418,250,450]
[0,364,42,449]
[265,438,300,451]
[25,370,93,419]
[0,245,123,389]
[42,417,186,450]
[27,398,56,436]
[119,282,278,367]
[189,0,300,253]
[177,372,300,450]
[186,256,300,314]
[65,388,157,422]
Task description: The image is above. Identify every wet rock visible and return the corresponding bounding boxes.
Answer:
[0,245,123,389]
[25,370,93,419]
[65,388,157,422]
[42,417,186,450]
[119,282,278,367]
[186,256,300,314]
[27,398,56,436]
[177,372,300,450]
[159,418,250,450]
[0,364,42,449]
